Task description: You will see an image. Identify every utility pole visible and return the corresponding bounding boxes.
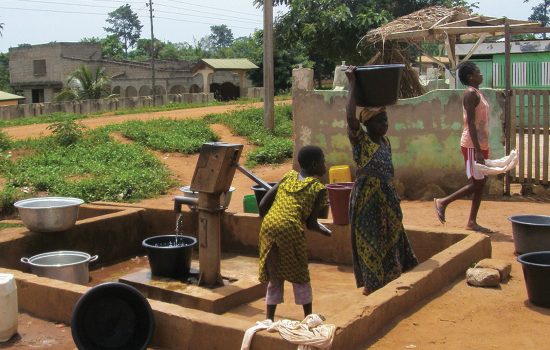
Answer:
[263,0,274,131]
[148,0,156,105]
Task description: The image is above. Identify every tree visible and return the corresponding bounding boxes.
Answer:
[524,0,549,38]
[55,66,111,101]
[0,53,13,93]
[104,5,143,56]
[209,25,234,50]
[129,38,165,60]
[81,35,125,59]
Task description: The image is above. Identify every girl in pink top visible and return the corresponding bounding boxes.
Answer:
[434,62,492,233]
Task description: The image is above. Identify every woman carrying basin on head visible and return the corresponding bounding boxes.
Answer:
[345,66,418,296]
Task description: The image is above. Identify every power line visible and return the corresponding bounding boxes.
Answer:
[159,0,259,17]
[155,3,259,21]
[8,0,116,9]
[0,6,261,29]
[0,6,107,16]
[155,9,260,24]
[155,16,258,30]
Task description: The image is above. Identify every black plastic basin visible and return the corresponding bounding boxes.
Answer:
[517,251,550,308]
[508,215,550,254]
[142,235,197,279]
[354,64,405,107]
[71,282,155,350]
[251,182,277,207]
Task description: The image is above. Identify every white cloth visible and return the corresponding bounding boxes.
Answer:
[240,314,336,350]
[241,320,273,350]
[474,149,518,176]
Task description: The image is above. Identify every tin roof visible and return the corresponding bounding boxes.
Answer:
[0,91,24,101]
[197,58,259,71]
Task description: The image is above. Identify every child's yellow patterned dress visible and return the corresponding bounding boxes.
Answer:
[258,170,328,284]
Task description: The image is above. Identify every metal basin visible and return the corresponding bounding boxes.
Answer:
[14,197,84,232]
[179,186,235,209]
[21,251,98,285]
[509,215,550,254]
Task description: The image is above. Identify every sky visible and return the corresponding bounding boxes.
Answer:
[0,0,540,53]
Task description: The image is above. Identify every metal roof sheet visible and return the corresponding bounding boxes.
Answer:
[0,91,24,101]
[200,58,259,70]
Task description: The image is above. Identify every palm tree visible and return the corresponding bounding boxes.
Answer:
[55,65,111,101]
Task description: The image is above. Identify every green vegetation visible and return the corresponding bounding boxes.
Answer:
[0,129,173,210]
[110,101,224,116]
[0,222,24,230]
[112,118,219,153]
[55,66,112,101]
[0,113,88,128]
[206,104,293,166]
[47,119,86,146]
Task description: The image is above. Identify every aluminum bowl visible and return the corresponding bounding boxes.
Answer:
[14,197,84,232]
[179,186,235,209]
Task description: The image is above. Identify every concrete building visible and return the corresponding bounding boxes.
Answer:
[9,42,258,103]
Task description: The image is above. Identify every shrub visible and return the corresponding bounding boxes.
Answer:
[47,119,86,146]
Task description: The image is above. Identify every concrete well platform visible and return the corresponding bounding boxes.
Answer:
[0,202,491,349]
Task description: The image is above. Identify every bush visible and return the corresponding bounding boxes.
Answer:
[0,131,11,151]
[47,119,86,146]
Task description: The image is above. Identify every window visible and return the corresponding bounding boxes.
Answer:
[33,60,46,76]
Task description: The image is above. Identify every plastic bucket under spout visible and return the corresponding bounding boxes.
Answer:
[142,235,197,279]
[326,182,354,225]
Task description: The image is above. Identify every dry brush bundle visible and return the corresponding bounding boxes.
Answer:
[360,6,470,47]
[366,42,425,99]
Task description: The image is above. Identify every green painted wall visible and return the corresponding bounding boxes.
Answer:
[293,89,506,199]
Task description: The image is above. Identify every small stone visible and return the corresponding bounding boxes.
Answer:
[475,259,512,281]
[405,345,417,349]
[466,268,500,287]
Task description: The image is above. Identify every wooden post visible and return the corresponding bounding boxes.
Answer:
[263,0,275,131]
[504,22,512,195]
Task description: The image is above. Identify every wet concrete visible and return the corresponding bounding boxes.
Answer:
[0,203,491,349]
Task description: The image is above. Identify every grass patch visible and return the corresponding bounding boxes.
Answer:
[0,222,24,230]
[205,104,293,166]
[1,129,174,208]
[0,113,91,128]
[110,101,224,116]
[110,118,219,153]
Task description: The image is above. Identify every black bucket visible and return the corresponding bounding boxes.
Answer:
[251,182,277,207]
[142,235,197,279]
[517,251,550,308]
[354,64,405,107]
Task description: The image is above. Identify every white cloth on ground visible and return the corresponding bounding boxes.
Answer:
[474,149,518,176]
[240,314,336,350]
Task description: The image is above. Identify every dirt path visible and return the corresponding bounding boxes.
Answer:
[2,101,289,140]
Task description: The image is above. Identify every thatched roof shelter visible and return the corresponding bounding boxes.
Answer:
[358,6,541,72]
[354,5,542,98]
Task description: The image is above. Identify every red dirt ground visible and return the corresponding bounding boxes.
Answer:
[1,104,549,349]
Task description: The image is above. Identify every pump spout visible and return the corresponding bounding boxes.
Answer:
[174,196,198,213]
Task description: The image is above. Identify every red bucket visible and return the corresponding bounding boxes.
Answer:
[326,182,354,225]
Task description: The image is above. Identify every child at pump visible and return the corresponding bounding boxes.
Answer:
[258,145,331,321]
